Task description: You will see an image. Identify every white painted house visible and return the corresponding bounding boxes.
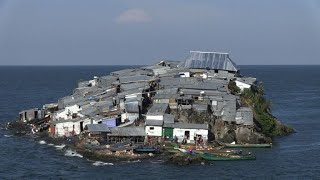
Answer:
[163,123,208,144]
[54,104,82,120]
[145,103,170,137]
[51,117,100,137]
[145,103,169,121]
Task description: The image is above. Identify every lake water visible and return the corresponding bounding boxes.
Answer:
[0,66,319,179]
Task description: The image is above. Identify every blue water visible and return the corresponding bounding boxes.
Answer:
[0,66,319,179]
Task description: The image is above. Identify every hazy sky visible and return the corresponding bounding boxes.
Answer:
[0,0,319,65]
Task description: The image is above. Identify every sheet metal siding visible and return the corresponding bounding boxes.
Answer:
[109,127,146,136]
[101,118,117,127]
[86,124,111,132]
[179,51,238,72]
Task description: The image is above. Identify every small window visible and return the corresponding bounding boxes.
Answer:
[150,127,154,130]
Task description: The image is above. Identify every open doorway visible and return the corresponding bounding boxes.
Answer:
[80,121,84,132]
[184,131,190,140]
[34,111,38,119]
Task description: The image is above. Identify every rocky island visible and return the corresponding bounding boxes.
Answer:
[7,51,294,164]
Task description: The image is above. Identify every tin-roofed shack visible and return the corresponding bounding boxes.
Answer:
[179,51,238,72]
[107,127,146,143]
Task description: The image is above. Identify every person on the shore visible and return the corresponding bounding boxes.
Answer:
[188,146,193,155]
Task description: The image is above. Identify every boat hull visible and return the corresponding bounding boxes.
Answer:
[201,153,256,161]
[224,144,272,148]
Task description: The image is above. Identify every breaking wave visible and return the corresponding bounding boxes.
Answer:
[150,159,165,164]
[64,150,83,158]
[38,140,46,145]
[92,161,114,166]
[55,144,66,150]
[4,134,13,138]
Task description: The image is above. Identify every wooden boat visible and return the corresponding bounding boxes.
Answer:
[201,153,256,161]
[224,143,272,148]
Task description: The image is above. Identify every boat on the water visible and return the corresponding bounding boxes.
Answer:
[224,143,272,148]
[201,153,256,161]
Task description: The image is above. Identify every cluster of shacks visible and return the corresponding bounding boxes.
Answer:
[20,51,256,144]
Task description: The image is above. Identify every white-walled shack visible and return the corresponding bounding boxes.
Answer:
[145,119,164,137]
[50,117,95,137]
[235,107,254,126]
[145,125,163,137]
[54,105,82,120]
[145,104,171,137]
[163,123,209,143]
[146,103,169,120]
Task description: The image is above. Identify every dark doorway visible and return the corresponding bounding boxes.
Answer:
[34,111,38,119]
[184,131,190,140]
[80,122,84,132]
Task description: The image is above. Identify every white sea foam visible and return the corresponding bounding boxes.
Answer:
[4,134,13,138]
[64,150,83,158]
[47,143,54,146]
[55,144,66,150]
[92,161,114,166]
[38,140,46,145]
[150,159,164,164]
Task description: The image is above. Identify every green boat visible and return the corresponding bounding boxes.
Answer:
[224,143,272,148]
[201,153,256,161]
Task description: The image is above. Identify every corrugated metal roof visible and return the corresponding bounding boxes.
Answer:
[97,76,117,88]
[86,124,111,133]
[179,51,238,72]
[153,93,179,99]
[110,68,153,77]
[119,75,154,84]
[125,100,139,113]
[156,88,179,94]
[145,119,163,126]
[120,82,149,91]
[163,122,208,129]
[147,103,169,115]
[109,127,146,136]
[163,114,175,124]
[79,106,98,116]
[180,89,226,96]
[192,104,208,112]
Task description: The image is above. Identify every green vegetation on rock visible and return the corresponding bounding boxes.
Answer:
[240,82,294,137]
